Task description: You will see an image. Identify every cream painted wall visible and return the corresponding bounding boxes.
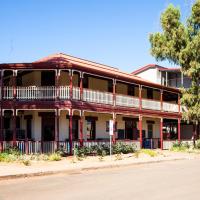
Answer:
[136,68,161,84]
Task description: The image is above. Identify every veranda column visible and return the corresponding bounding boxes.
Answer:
[55,109,60,151]
[160,118,163,150]
[69,70,73,100]
[113,79,116,106]
[160,90,163,111]
[56,69,60,100]
[178,118,181,143]
[139,115,143,148]
[80,72,83,101]
[79,110,84,146]
[139,85,142,110]
[69,109,73,155]
[12,70,17,146]
[112,113,116,144]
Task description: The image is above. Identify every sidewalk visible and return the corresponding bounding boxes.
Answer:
[0,151,199,180]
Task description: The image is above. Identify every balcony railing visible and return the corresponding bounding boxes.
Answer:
[116,94,139,108]
[163,102,179,113]
[142,98,161,111]
[83,88,113,105]
[1,86,179,113]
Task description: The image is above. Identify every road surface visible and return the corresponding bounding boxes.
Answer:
[0,158,200,200]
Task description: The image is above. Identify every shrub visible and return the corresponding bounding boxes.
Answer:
[113,142,136,154]
[48,153,62,161]
[171,141,189,152]
[195,140,200,149]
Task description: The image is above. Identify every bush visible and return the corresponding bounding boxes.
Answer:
[171,141,189,152]
[113,142,136,154]
[195,140,200,149]
[48,153,62,161]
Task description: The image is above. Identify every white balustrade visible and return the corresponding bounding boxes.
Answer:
[59,86,70,99]
[116,94,139,108]
[73,87,80,100]
[83,89,113,105]
[16,86,56,99]
[163,102,179,112]
[3,86,13,99]
[142,99,161,110]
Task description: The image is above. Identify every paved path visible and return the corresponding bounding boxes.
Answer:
[0,158,200,200]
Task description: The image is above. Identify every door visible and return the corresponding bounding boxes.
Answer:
[72,119,79,140]
[42,116,55,141]
[86,120,96,140]
[125,120,133,140]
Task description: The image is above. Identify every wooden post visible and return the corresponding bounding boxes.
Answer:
[160,118,163,150]
[13,109,17,146]
[113,79,116,106]
[139,115,142,148]
[55,109,59,151]
[70,70,73,100]
[79,111,83,146]
[160,90,163,111]
[69,109,73,155]
[80,73,83,101]
[12,70,17,147]
[178,94,181,113]
[178,118,181,143]
[55,69,60,101]
[139,85,142,110]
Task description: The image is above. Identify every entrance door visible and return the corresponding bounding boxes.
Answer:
[72,119,79,140]
[125,120,133,140]
[42,116,55,141]
[86,120,96,140]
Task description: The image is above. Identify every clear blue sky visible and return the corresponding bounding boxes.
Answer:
[0,0,194,72]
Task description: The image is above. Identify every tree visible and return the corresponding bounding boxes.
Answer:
[149,1,200,143]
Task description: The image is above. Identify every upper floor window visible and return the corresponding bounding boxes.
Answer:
[147,88,153,99]
[128,85,135,96]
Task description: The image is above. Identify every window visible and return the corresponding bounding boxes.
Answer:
[128,85,135,96]
[86,120,96,140]
[83,75,89,88]
[147,88,153,99]
[108,80,113,92]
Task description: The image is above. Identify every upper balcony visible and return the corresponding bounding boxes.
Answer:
[2,85,179,113]
[0,69,180,114]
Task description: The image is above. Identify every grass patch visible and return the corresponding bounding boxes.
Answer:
[140,149,158,157]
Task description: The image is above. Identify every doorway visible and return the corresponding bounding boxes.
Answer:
[42,115,55,141]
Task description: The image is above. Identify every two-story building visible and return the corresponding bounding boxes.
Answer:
[0,53,188,154]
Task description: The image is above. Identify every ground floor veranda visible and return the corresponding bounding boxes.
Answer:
[0,109,193,154]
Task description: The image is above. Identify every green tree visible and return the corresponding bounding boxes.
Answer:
[149,1,200,143]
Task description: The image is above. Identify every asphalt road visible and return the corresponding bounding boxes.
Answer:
[0,159,200,200]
